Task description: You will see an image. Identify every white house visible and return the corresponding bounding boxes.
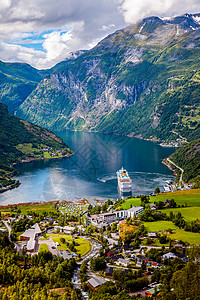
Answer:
[162,252,177,260]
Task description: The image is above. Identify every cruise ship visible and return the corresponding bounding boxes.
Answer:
[117,167,132,196]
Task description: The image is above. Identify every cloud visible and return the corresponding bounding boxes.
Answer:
[0,0,125,68]
[0,0,199,69]
[119,0,200,23]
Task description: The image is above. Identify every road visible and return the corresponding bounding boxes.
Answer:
[167,158,185,187]
[72,237,102,299]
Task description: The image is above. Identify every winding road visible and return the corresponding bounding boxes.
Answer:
[167,158,185,187]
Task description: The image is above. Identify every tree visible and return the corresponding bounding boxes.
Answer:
[154,187,160,194]
[90,257,106,271]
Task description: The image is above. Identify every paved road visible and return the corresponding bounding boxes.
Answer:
[72,237,102,299]
[167,158,186,187]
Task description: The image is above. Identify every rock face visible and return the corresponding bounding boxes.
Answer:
[17,13,200,142]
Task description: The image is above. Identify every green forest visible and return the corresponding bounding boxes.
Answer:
[0,103,73,190]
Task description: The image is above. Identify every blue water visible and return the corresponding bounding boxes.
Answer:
[0,131,175,205]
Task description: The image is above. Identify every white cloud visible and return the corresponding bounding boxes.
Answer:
[119,0,200,23]
[0,0,199,69]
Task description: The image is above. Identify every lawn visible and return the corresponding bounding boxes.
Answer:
[118,189,200,211]
[164,207,200,221]
[47,234,91,257]
[169,230,200,245]
[150,189,200,207]
[39,244,49,252]
[142,220,200,245]
[143,221,178,232]
[119,198,143,210]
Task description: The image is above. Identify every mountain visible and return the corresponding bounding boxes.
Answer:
[17,13,200,144]
[168,138,200,187]
[0,51,87,115]
[163,139,200,188]
[49,50,87,72]
[0,103,73,191]
[0,61,46,114]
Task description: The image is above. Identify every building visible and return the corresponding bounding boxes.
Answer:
[145,284,161,297]
[127,206,144,218]
[162,252,177,260]
[150,203,157,210]
[88,276,106,290]
[101,212,116,222]
[105,267,114,277]
[87,206,144,227]
[20,223,42,253]
[63,226,75,234]
[115,210,127,219]
[148,231,157,238]
[116,258,130,267]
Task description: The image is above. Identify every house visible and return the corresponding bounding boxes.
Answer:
[151,262,160,269]
[107,249,119,257]
[136,255,146,263]
[63,226,75,234]
[127,206,144,218]
[148,231,157,238]
[145,284,161,297]
[105,267,114,277]
[116,258,130,267]
[88,276,106,290]
[162,252,177,260]
[150,203,157,210]
[20,223,42,253]
[123,245,134,253]
[106,254,124,262]
[164,199,170,206]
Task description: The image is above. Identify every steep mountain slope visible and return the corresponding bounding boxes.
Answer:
[0,103,73,191]
[0,61,45,114]
[166,138,200,187]
[0,51,86,115]
[17,13,200,143]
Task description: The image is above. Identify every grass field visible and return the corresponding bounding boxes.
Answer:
[119,198,143,209]
[169,230,200,245]
[39,244,48,252]
[164,207,200,221]
[143,221,178,232]
[119,189,200,210]
[150,189,200,207]
[0,202,56,215]
[142,220,200,244]
[47,234,91,257]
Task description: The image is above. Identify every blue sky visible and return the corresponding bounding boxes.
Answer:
[0,0,199,69]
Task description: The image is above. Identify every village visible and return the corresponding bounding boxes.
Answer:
[0,196,192,299]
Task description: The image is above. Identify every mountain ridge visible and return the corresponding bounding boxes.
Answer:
[8,13,200,144]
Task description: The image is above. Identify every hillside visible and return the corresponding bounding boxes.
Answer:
[0,51,87,115]
[0,103,73,191]
[0,60,46,114]
[169,138,200,187]
[17,13,200,144]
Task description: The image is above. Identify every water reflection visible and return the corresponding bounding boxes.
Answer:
[0,131,175,205]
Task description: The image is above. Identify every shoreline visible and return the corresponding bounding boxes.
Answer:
[0,152,74,194]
